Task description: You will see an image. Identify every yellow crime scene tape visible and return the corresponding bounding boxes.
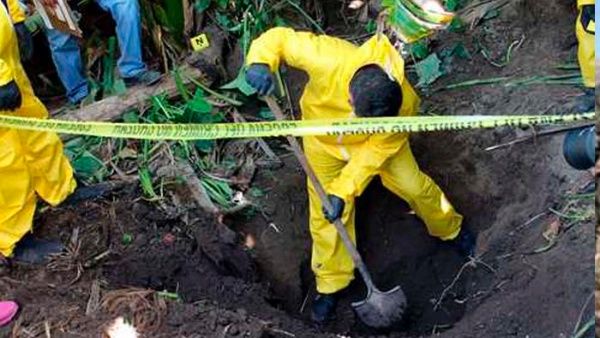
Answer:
[0,112,593,141]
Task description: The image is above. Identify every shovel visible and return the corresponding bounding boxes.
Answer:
[264,97,407,329]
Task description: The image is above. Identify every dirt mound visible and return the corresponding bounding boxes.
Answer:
[0,188,331,337]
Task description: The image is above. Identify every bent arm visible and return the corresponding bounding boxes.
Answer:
[246,27,350,77]
[327,133,409,200]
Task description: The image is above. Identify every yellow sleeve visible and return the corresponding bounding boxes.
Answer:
[0,59,14,85]
[327,133,408,200]
[577,0,595,7]
[246,27,352,77]
[0,13,15,85]
[7,0,26,24]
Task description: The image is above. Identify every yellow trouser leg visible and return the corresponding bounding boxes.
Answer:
[379,145,463,240]
[305,136,357,294]
[576,6,595,88]
[0,128,37,257]
[17,99,76,206]
[0,97,75,257]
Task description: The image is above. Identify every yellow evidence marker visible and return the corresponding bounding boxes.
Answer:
[190,33,210,52]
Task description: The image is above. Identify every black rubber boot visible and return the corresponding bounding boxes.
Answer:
[13,235,64,264]
[563,126,595,170]
[311,293,338,325]
[63,182,117,206]
[124,70,162,87]
[452,227,476,258]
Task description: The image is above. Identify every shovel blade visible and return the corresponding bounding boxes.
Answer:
[351,286,407,329]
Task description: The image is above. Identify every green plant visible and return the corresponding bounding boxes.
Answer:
[122,233,134,245]
[139,167,159,199]
[64,137,109,184]
[415,53,444,87]
[193,0,323,96]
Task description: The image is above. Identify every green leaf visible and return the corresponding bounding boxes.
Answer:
[194,0,211,12]
[249,187,265,198]
[445,0,464,11]
[173,70,191,101]
[451,42,472,60]
[274,15,287,27]
[415,53,443,87]
[162,0,185,37]
[409,40,430,60]
[221,69,257,96]
[215,12,232,29]
[152,4,170,29]
[186,89,212,114]
[258,107,275,120]
[483,9,500,20]
[194,140,216,152]
[73,151,106,181]
[139,167,158,198]
[448,17,465,33]
[122,111,140,123]
[122,233,134,245]
[365,19,377,34]
[24,13,45,33]
[112,79,127,96]
[101,37,117,95]
[217,0,228,9]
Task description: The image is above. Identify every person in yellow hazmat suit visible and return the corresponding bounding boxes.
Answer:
[574,0,595,111]
[0,0,77,263]
[245,27,476,324]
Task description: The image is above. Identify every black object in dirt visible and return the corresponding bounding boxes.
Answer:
[311,293,338,324]
[13,235,64,264]
[64,182,116,205]
[563,126,595,170]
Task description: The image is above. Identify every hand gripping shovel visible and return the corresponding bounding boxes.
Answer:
[265,97,407,329]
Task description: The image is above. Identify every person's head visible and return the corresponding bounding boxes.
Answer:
[349,65,403,118]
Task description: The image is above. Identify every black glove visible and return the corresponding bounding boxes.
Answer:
[245,63,274,95]
[0,81,22,111]
[322,195,345,223]
[14,23,34,62]
[581,5,595,34]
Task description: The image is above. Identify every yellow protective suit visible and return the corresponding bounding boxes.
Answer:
[576,0,595,88]
[247,28,463,294]
[0,0,76,257]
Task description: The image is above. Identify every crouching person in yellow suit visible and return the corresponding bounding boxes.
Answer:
[0,0,76,263]
[245,27,476,324]
[574,0,595,111]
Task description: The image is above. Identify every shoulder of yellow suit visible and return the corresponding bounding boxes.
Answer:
[342,35,420,116]
[6,0,26,23]
[577,0,595,7]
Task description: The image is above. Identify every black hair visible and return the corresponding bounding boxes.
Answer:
[349,65,403,118]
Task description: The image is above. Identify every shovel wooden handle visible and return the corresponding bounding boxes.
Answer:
[264,97,377,291]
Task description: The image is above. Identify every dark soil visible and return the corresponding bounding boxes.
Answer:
[0,0,594,337]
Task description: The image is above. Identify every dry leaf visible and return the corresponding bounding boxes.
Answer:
[542,217,561,242]
[117,147,138,160]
